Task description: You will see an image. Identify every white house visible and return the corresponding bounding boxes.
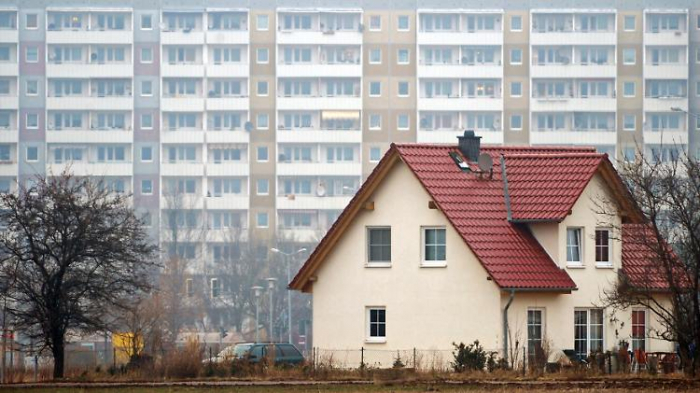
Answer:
[290,132,673,368]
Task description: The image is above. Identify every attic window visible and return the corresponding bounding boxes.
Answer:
[449,151,469,172]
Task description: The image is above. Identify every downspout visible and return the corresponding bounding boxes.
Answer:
[503,290,515,364]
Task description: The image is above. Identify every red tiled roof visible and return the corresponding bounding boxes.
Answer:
[621,224,683,291]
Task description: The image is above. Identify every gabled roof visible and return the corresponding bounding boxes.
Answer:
[621,224,685,291]
[289,143,643,293]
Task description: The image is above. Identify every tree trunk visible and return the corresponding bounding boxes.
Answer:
[51,334,65,379]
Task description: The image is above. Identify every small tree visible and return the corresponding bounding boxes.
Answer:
[0,173,158,379]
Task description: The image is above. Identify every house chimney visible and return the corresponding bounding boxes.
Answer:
[457,130,481,162]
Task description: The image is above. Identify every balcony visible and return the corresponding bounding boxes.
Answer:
[644,30,688,47]
[643,130,688,145]
[161,130,205,144]
[0,62,18,76]
[529,130,617,146]
[207,63,248,78]
[418,97,503,112]
[277,195,352,210]
[530,31,615,46]
[276,129,362,144]
[277,96,362,111]
[417,64,502,79]
[205,228,249,243]
[46,161,132,177]
[161,30,205,45]
[530,97,616,113]
[205,195,249,210]
[417,31,502,46]
[0,95,18,110]
[205,30,248,45]
[0,29,18,43]
[644,97,687,113]
[206,96,248,111]
[276,30,362,45]
[205,130,249,144]
[276,162,361,176]
[417,129,503,145]
[46,63,132,78]
[0,161,17,177]
[644,64,688,80]
[46,29,133,44]
[160,194,204,210]
[277,63,362,78]
[277,227,322,243]
[46,95,133,111]
[161,63,205,78]
[530,64,616,79]
[46,129,132,144]
[0,129,18,143]
[161,97,205,112]
[206,162,250,177]
[161,162,205,177]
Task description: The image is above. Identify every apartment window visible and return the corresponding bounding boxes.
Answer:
[566,228,583,265]
[623,115,636,131]
[511,15,522,31]
[141,80,153,96]
[141,14,153,30]
[367,308,386,341]
[141,146,153,162]
[369,48,381,64]
[697,14,700,30]
[397,15,409,31]
[210,278,220,298]
[25,46,38,63]
[25,13,38,29]
[141,113,153,130]
[632,309,646,351]
[623,48,636,65]
[256,48,269,64]
[369,147,381,162]
[397,49,409,65]
[257,146,268,162]
[256,14,269,31]
[257,80,268,96]
[595,229,611,266]
[26,113,38,129]
[527,309,544,361]
[369,15,381,31]
[367,227,391,264]
[574,309,604,359]
[511,82,522,97]
[256,179,269,195]
[422,227,446,265]
[140,47,153,63]
[510,114,523,131]
[141,179,153,195]
[26,146,38,162]
[26,80,38,96]
[369,81,381,97]
[256,212,268,228]
[621,15,635,32]
[696,49,700,64]
[510,48,522,65]
[256,113,269,130]
[0,145,9,162]
[624,147,636,162]
[185,278,194,297]
[397,81,409,97]
[623,82,636,97]
[397,114,409,130]
[369,114,381,130]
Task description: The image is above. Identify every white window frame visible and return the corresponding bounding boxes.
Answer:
[623,81,636,97]
[256,14,269,31]
[397,15,409,31]
[624,15,636,32]
[369,48,382,64]
[25,13,38,30]
[140,47,153,64]
[510,48,522,65]
[369,147,381,162]
[256,212,268,228]
[256,48,269,64]
[623,114,636,131]
[26,146,38,162]
[256,179,269,195]
[185,278,194,297]
[256,113,269,130]
[527,308,545,360]
[623,48,636,65]
[140,80,153,97]
[369,81,381,97]
[256,146,268,162]
[595,228,613,267]
[511,15,522,32]
[26,113,38,129]
[141,113,153,130]
[574,308,605,359]
[397,113,409,131]
[397,81,409,97]
[397,48,409,65]
[510,114,523,131]
[257,80,268,96]
[210,278,220,298]
[25,46,38,63]
[140,14,153,30]
[566,227,583,267]
[631,309,647,351]
[421,226,447,267]
[366,307,387,343]
[26,80,38,96]
[141,179,153,195]
[366,226,391,267]
[369,15,381,31]
[510,81,522,97]
[140,146,153,162]
[369,113,381,130]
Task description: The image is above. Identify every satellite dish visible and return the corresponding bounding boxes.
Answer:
[316,182,326,197]
[477,153,493,173]
[244,121,253,132]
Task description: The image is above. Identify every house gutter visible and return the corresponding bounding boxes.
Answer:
[503,289,515,364]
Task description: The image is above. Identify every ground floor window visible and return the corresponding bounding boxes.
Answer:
[527,309,544,362]
[367,307,386,341]
[574,309,604,358]
[632,309,647,351]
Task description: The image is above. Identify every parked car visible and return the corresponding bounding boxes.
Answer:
[207,343,304,365]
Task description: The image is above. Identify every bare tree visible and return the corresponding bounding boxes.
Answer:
[0,173,158,379]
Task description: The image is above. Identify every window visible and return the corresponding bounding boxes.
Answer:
[369,48,381,64]
[595,229,611,265]
[623,81,635,97]
[527,309,544,361]
[696,81,700,97]
[369,15,381,31]
[257,80,268,96]
[397,49,409,64]
[185,279,194,297]
[397,81,409,97]
[256,212,268,228]
[141,80,153,96]
[141,179,153,195]
[256,14,269,31]
[697,14,700,30]
[369,81,381,97]
[510,48,522,65]
[257,146,268,162]
[397,15,409,31]
[26,113,38,129]
[367,308,386,341]
[25,46,38,63]
[26,13,38,29]
[26,146,38,162]
[141,14,152,30]
[256,179,269,195]
[256,48,269,64]
[369,147,381,162]
[511,82,522,97]
[26,80,38,96]
[397,114,409,130]
[623,115,636,131]
[0,145,9,161]
[632,310,646,351]
[141,113,153,130]
[423,227,446,265]
[210,278,220,298]
[511,15,522,31]
[623,48,636,65]
[510,114,523,131]
[256,113,269,130]
[566,228,582,265]
[141,146,153,162]
[697,49,700,64]
[140,47,153,63]
[624,147,636,162]
[369,114,381,130]
[624,15,635,31]
[367,227,391,264]
[574,309,604,359]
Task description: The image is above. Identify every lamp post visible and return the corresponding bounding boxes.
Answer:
[271,247,307,344]
[266,278,277,342]
[251,286,263,343]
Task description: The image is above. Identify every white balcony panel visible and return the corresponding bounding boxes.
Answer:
[0,163,17,177]
[643,130,688,145]
[530,98,617,113]
[161,31,205,45]
[417,130,504,145]
[644,98,688,113]
[277,64,362,78]
[46,30,133,44]
[161,131,205,144]
[0,130,18,143]
[530,131,617,146]
[417,65,502,79]
[160,195,204,210]
[276,129,362,144]
[276,162,361,176]
[277,228,321,243]
[46,96,133,111]
[206,163,250,177]
[205,131,250,144]
[0,96,18,110]
[418,98,503,112]
[531,65,616,79]
[0,63,19,76]
[46,63,132,78]
[206,97,248,111]
[644,65,688,80]
[161,162,205,177]
[644,32,688,47]
[46,130,132,144]
[530,32,616,46]
[206,195,249,210]
[205,31,249,45]
[276,195,352,210]
[417,32,502,46]
[0,30,18,43]
[207,64,248,78]
[206,228,249,243]
[277,96,362,111]
[161,97,205,112]
[161,64,205,78]
[277,30,362,45]
[47,162,132,177]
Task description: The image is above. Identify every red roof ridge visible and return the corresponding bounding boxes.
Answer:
[504,152,607,159]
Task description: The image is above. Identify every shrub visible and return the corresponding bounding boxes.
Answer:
[451,340,487,372]
[162,340,203,379]
[393,352,405,369]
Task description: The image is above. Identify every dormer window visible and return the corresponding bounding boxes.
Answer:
[595,228,612,267]
[566,227,583,266]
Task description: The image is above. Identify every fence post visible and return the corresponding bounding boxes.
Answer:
[33,355,38,382]
[608,352,612,374]
[413,347,417,369]
[112,347,116,370]
[522,346,527,376]
[360,346,364,368]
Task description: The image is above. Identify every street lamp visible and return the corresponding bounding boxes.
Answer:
[266,277,277,342]
[271,248,307,344]
[251,286,263,343]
